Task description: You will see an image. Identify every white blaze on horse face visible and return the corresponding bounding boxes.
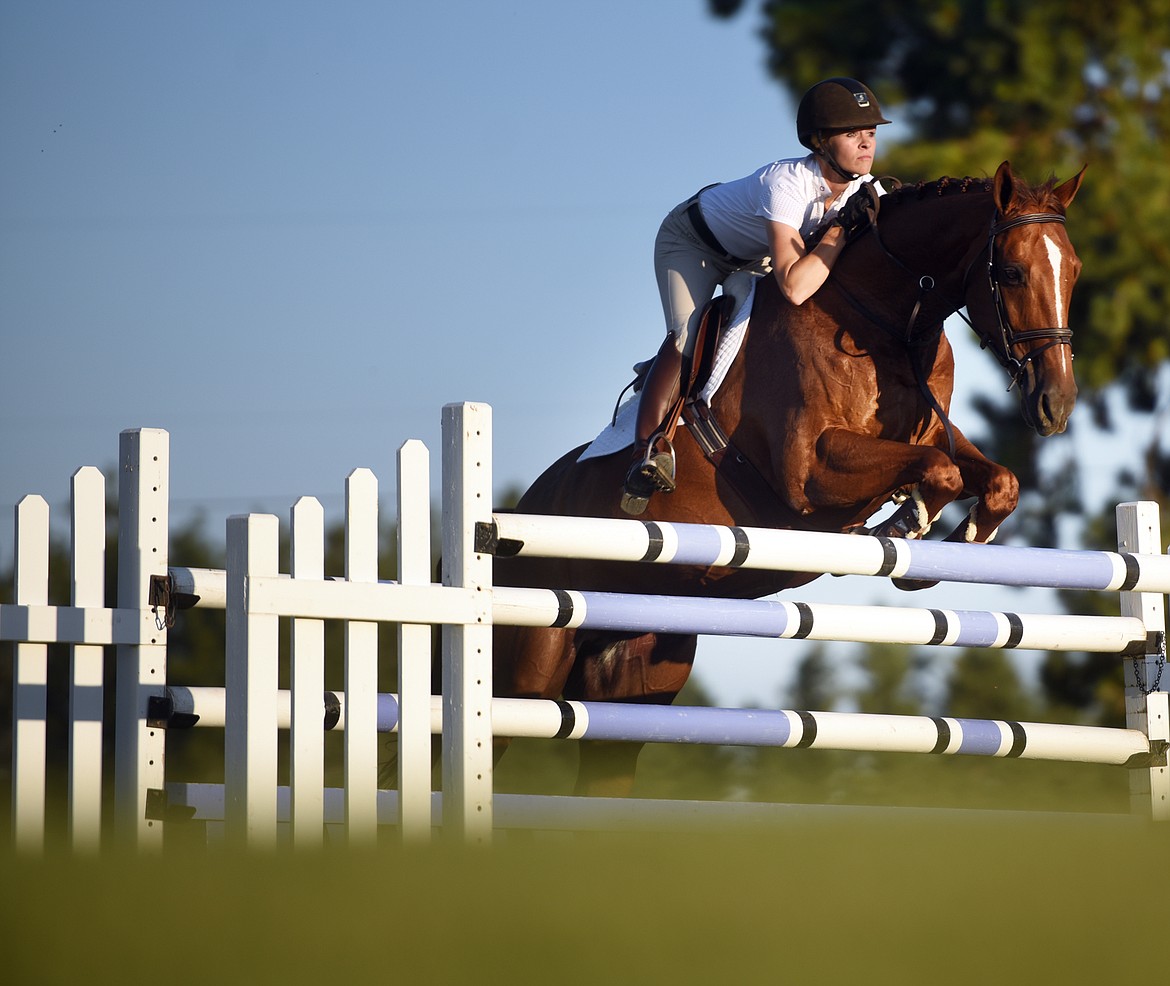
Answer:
[1043,233,1066,325]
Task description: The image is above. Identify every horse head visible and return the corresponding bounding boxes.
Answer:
[962,161,1085,436]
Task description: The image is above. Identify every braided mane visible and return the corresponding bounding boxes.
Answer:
[882,175,992,205]
[882,173,1068,213]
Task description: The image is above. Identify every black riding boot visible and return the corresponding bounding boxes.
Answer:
[621,335,684,516]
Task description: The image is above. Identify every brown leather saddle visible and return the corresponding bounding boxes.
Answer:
[624,293,737,433]
[621,294,807,529]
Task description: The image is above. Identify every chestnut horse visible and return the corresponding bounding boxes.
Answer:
[493,161,1085,795]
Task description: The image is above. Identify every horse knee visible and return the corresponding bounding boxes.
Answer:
[981,465,1019,518]
[922,451,965,504]
[903,451,964,532]
[960,466,1019,543]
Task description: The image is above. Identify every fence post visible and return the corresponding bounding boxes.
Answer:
[290,496,325,848]
[224,513,280,847]
[114,428,169,848]
[441,402,494,843]
[69,466,106,851]
[344,469,379,844]
[1116,501,1170,820]
[12,495,49,852]
[397,439,433,841]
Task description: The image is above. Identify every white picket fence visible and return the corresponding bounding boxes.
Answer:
[3,405,1169,852]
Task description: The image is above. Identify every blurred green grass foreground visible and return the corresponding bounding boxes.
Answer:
[3,812,1166,985]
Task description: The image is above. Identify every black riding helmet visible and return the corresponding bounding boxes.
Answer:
[797,77,891,180]
[797,77,890,147]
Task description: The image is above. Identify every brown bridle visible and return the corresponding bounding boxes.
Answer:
[959,211,1072,391]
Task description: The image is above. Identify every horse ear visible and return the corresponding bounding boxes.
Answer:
[993,161,1014,212]
[1053,165,1087,210]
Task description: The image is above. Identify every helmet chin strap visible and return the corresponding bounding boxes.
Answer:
[814,137,860,183]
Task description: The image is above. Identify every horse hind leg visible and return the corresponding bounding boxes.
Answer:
[565,631,698,798]
[382,623,578,786]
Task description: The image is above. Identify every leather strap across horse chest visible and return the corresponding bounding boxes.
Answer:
[682,398,810,531]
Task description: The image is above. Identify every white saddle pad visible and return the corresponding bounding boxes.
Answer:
[578,278,756,462]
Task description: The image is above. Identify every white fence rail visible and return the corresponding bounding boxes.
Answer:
[4,406,1169,852]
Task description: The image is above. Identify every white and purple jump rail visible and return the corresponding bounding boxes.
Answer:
[491,586,1149,654]
[163,404,1170,842]
[4,406,1169,853]
[475,511,1170,651]
[163,685,1156,768]
[479,511,1170,593]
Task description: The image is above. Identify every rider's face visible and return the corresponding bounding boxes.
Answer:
[823,129,877,177]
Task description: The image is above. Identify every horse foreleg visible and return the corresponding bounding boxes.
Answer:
[566,632,698,798]
[881,428,1018,591]
[942,427,1020,545]
[805,429,966,538]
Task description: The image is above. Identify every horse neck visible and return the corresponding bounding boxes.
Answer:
[836,190,997,320]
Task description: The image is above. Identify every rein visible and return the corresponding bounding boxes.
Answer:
[837,220,960,458]
[836,204,1072,459]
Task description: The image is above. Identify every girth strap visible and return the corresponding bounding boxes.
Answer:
[682,400,806,530]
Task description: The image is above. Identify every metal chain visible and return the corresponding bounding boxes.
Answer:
[148,573,176,631]
[1133,632,1167,695]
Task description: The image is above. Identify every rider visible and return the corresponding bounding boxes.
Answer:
[621,77,892,516]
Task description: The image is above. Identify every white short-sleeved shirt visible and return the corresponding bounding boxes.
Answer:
[698,154,879,260]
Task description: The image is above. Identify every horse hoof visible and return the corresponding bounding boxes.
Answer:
[891,577,939,591]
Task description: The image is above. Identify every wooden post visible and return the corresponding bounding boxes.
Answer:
[290,496,325,848]
[441,402,494,843]
[344,469,379,843]
[114,428,169,848]
[224,513,280,847]
[1116,501,1169,820]
[69,466,106,851]
[397,439,433,841]
[12,495,49,851]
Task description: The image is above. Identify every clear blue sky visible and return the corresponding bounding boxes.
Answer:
[0,1,1130,706]
[2,1,800,520]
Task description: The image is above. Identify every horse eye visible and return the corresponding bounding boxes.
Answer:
[1000,265,1024,285]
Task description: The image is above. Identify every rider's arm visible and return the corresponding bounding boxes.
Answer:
[767,219,847,306]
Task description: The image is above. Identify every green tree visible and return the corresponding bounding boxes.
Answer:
[734,645,848,804]
[713,0,1169,513]
[713,0,1170,713]
[944,647,1034,720]
[788,642,837,710]
[856,642,927,716]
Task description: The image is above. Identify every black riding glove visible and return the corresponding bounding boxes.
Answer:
[833,180,880,244]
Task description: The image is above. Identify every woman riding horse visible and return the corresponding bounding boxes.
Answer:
[496,160,1085,796]
[623,77,892,515]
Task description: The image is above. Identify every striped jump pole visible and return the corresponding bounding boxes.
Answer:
[479,512,1170,593]
[491,586,1148,654]
[495,700,1158,768]
[156,686,1161,769]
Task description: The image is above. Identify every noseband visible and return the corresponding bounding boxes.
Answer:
[960,211,1072,390]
